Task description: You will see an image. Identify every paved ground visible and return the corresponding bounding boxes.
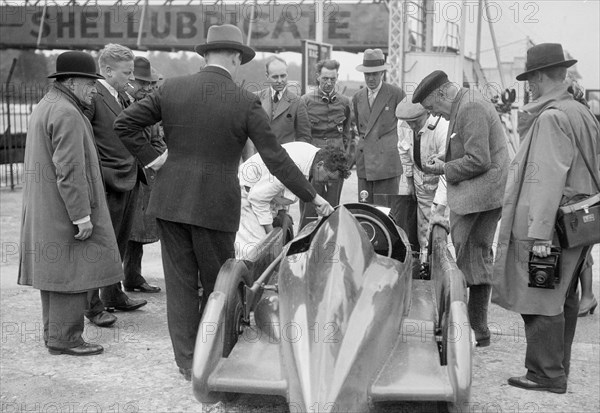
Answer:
[1,174,599,413]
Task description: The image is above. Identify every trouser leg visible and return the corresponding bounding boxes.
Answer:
[468,284,491,345]
[157,219,200,370]
[123,240,146,288]
[85,289,105,318]
[41,290,87,349]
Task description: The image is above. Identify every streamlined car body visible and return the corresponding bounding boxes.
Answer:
[193,204,472,412]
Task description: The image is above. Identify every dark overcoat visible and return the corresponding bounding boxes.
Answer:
[114,66,316,233]
[18,84,124,292]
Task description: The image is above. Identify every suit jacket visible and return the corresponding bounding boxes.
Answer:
[353,82,405,180]
[83,82,143,192]
[443,88,509,215]
[114,66,317,233]
[256,87,311,144]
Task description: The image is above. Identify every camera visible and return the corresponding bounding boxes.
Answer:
[528,247,561,289]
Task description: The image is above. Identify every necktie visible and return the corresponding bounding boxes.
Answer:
[273,91,280,103]
[413,130,423,171]
[118,94,129,109]
[368,91,376,109]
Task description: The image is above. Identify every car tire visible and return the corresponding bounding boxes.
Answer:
[213,259,252,358]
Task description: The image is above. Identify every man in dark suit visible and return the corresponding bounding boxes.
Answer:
[242,55,311,160]
[114,24,333,381]
[352,49,405,203]
[84,44,147,328]
[414,70,509,347]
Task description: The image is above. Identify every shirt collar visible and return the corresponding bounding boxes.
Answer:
[368,81,383,97]
[206,63,231,76]
[98,79,119,102]
[271,86,286,100]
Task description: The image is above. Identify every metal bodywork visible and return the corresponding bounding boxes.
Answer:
[193,205,472,412]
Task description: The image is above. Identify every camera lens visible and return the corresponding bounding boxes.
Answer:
[534,271,548,285]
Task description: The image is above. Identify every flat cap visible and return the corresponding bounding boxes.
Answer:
[395,101,427,121]
[412,70,449,103]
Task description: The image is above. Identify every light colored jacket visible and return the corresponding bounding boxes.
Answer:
[397,115,448,205]
[239,142,320,225]
[492,85,600,315]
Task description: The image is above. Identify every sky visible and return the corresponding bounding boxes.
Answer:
[281,0,600,90]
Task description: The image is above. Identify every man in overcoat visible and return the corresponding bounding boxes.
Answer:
[84,44,147,325]
[352,49,405,203]
[492,43,600,393]
[414,70,509,347]
[18,51,123,356]
[114,24,333,380]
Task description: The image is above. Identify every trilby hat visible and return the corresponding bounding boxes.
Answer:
[395,101,428,121]
[47,51,104,80]
[356,49,391,73]
[412,70,449,104]
[516,43,577,81]
[194,24,255,65]
[133,57,157,82]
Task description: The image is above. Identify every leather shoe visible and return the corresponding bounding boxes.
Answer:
[48,342,104,356]
[87,311,117,327]
[179,367,192,381]
[508,375,566,394]
[104,296,147,312]
[124,282,161,293]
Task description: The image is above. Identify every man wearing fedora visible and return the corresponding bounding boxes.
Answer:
[300,59,352,228]
[114,24,333,380]
[493,43,600,394]
[18,51,124,356]
[84,44,147,328]
[352,48,405,204]
[121,56,164,294]
[413,70,509,348]
[395,102,448,264]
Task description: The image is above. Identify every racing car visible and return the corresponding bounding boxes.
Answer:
[192,203,472,412]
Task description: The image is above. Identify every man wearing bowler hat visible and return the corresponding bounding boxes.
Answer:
[352,49,405,203]
[413,69,509,348]
[493,43,600,393]
[121,56,164,294]
[395,101,449,264]
[18,51,123,356]
[114,24,333,380]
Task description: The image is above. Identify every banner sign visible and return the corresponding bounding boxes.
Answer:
[0,3,389,52]
[302,39,332,95]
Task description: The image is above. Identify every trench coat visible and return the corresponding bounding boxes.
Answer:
[492,86,600,316]
[18,84,124,293]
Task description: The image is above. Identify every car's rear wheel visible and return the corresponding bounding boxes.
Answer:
[213,260,252,357]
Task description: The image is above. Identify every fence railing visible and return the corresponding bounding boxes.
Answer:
[1,83,46,189]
